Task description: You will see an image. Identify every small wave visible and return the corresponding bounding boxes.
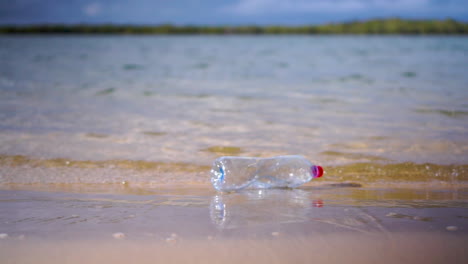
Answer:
[402,71,417,78]
[338,74,373,83]
[0,155,466,188]
[142,91,157,96]
[193,63,209,69]
[122,64,144,70]
[95,87,116,96]
[414,108,468,118]
[84,133,108,139]
[203,146,243,155]
[142,131,166,137]
[323,162,468,184]
[320,151,388,162]
[277,62,288,68]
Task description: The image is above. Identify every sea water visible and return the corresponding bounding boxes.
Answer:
[0,35,467,185]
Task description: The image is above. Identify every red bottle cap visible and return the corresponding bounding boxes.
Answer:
[312,165,324,178]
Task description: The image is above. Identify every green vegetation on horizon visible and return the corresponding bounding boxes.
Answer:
[1,18,468,35]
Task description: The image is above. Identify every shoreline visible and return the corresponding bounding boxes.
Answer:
[1,174,466,263]
[1,154,467,190]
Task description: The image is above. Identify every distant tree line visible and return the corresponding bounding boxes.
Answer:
[1,19,467,35]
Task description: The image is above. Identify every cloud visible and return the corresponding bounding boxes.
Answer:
[224,0,434,15]
[83,2,102,16]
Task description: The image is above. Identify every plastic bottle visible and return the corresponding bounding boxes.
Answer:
[210,155,323,191]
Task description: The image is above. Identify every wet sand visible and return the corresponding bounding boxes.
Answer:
[1,183,467,264]
[2,233,467,264]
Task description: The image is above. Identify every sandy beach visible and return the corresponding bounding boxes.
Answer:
[2,233,467,264]
[1,35,467,263]
[1,175,467,263]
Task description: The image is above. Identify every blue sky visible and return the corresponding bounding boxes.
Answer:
[1,0,468,25]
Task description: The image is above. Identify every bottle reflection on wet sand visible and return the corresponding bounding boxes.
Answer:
[210,189,317,229]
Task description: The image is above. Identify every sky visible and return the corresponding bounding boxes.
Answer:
[1,0,468,25]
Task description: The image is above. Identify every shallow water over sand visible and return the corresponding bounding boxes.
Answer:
[1,186,467,239]
[0,36,467,168]
[1,187,467,263]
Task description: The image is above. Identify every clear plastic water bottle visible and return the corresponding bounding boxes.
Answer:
[210,155,323,191]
